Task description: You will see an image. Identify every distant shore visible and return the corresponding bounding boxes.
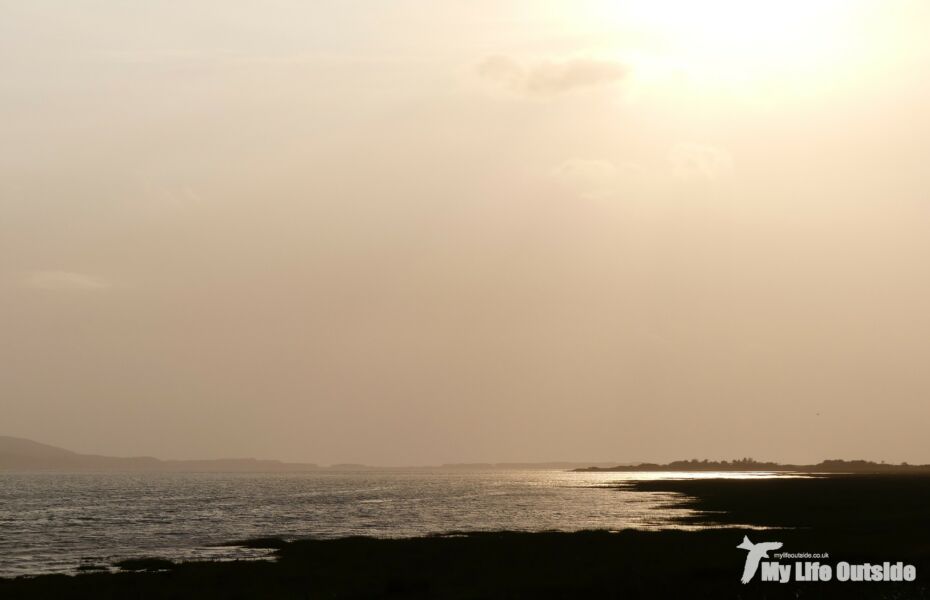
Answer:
[574,458,930,473]
[3,474,928,598]
[0,435,622,472]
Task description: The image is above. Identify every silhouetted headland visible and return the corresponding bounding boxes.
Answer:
[0,436,619,472]
[574,457,930,473]
[0,436,321,473]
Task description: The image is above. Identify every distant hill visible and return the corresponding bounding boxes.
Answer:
[438,462,633,470]
[574,458,930,474]
[0,436,320,472]
[0,436,625,472]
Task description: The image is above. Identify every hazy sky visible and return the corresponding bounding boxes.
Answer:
[3,1,930,465]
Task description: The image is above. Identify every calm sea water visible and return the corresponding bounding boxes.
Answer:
[0,470,775,578]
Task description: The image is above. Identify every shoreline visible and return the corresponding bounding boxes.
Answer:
[3,474,929,598]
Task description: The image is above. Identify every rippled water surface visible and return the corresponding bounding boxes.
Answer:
[0,469,777,577]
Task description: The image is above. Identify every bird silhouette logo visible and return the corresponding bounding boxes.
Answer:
[737,535,783,584]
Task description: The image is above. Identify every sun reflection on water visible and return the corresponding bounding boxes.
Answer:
[0,469,804,577]
[574,470,807,484]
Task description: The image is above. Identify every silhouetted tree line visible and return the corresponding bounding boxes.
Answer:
[575,458,930,473]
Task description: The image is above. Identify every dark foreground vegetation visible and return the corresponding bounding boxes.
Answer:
[2,475,929,599]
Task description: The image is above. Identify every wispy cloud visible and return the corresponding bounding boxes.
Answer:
[478,56,630,97]
[24,271,110,292]
[550,158,643,199]
[668,143,734,181]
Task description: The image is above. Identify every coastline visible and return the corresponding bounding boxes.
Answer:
[2,474,928,598]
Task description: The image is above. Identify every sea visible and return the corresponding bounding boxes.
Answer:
[0,469,775,578]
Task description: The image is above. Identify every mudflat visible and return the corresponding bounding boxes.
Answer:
[2,474,928,599]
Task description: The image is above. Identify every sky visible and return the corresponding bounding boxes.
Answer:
[2,1,930,465]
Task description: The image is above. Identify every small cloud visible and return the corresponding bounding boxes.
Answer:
[478,55,630,97]
[24,271,110,292]
[476,55,524,87]
[550,158,643,200]
[552,159,617,192]
[668,143,734,181]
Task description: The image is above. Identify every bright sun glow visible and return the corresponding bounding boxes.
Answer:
[589,0,866,93]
